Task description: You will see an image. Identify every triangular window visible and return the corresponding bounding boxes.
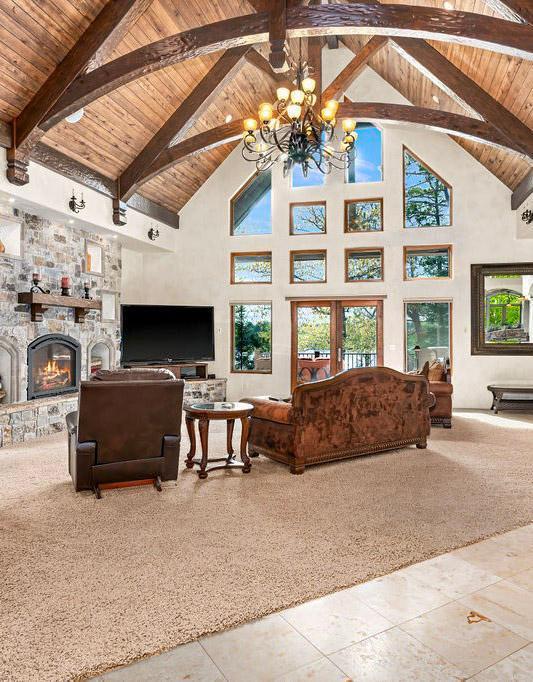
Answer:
[404,148,451,228]
[231,170,272,235]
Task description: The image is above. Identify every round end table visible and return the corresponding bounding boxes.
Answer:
[184,402,253,479]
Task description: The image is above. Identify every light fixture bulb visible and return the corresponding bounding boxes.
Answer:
[321,107,335,122]
[325,99,339,114]
[342,118,356,133]
[65,108,84,124]
[443,1,454,9]
[432,94,440,104]
[301,77,316,94]
[290,89,305,105]
[258,102,273,122]
[244,118,258,132]
[287,104,302,120]
[8,197,15,203]
[225,114,233,123]
[276,86,290,102]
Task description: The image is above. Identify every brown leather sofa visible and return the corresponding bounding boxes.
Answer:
[66,368,184,497]
[243,367,434,475]
[426,361,453,428]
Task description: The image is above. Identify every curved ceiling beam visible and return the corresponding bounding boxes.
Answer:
[138,102,522,188]
[43,5,533,131]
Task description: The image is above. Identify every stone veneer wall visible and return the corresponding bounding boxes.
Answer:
[0,211,121,446]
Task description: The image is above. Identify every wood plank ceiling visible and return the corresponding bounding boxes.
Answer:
[0,0,531,215]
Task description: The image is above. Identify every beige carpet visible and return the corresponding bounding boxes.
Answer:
[1,412,532,681]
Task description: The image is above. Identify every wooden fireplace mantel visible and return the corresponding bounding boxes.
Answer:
[17,292,101,323]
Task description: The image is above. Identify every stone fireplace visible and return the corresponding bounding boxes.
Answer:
[27,334,81,400]
[0,211,121,447]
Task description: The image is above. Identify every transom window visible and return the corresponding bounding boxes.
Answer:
[345,198,383,232]
[290,250,327,283]
[405,301,452,372]
[404,148,451,228]
[231,252,272,284]
[290,202,326,235]
[230,170,272,235]
[231,303,272,373]
[345,248,384,282]
[346,123,383,184]
[404,246,452,279]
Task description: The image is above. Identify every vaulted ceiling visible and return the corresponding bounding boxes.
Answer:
[0,0,531,222]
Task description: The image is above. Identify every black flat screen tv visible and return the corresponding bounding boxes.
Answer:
[121,305,215,364]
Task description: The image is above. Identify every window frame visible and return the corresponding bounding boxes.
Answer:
[230,302,273,374]
[403,245,453,281]
[229,170,272,236]
[344,122,384,185]
[345,247,385,283]
[403,146,453,229]
[230,251,272,285]
[344,197,384,233]
[290,249,327,284]
[289,201,327,236]
[403,299,453,372]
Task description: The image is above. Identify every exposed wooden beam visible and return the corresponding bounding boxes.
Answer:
[118,46,249,204]
[269,0,288,71]
[86,0,153,72]
[245,49,295,83]
[137,103,521,190]
[322,36,388,102]
[392,38,533,159]
[511,169,533,210]
[483,1,532,23]
[43,5,533,133]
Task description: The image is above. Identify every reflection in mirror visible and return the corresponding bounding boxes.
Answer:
[484,274,533,345]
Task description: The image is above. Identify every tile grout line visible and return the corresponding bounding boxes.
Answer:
[197,638,230,682]
[464,641,533,680]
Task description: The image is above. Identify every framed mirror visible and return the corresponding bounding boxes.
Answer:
[471,263,533,355]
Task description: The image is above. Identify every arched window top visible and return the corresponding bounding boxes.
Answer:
[230,170,272,235]
[404,147,452,228]
[345,123,383,184]
[486,289,524,305]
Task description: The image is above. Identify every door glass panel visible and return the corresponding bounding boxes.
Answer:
[296,305,332,384]
[341,305,378,370]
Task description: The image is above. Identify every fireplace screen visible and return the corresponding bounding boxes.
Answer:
[28,334,80,399]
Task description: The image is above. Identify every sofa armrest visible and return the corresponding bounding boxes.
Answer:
[426,392,437,409]
[71,441,96,492]
[162,434,180,481]
[242,397,294,425]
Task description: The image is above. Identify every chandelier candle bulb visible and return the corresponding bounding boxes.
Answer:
[276,87,290,103]
[301,77,316,94]
[342,119,356,133]
[325,99,339,114]
[290,89,305,105]
[258,103,273,123]
[287,104,302,120]
[321,107,335,122]
[244,118,258,132]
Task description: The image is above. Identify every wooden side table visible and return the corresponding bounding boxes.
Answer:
[184,402,253,479]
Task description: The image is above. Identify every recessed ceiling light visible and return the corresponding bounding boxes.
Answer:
[65,108,85,124]
[432,94,440,104]
[8,196,15,203]
[443,1,454,9]
[112,234,118,239]
[68,219,75,224]
[225,114,233,123]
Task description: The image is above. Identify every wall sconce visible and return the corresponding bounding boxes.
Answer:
[521,209,533,225]
[69,190,85,213]
[148,226,160,241]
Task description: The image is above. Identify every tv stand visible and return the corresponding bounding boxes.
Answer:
[124,362,208,381]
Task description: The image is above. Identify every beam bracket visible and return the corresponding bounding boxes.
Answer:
[6,148,30,186]
[113,199,128,226]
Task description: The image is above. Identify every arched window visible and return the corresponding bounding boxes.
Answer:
[230,170,272,235]
[486,290,524,331]
[345,123,382,184]
[404,147,451,227]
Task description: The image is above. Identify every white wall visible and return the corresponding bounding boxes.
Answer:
[128,59,533,409]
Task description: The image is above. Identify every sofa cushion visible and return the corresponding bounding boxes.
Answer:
[242,397,294,425]
[428,361,445,382]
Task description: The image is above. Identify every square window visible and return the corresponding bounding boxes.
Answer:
[231,252,272,283]
[290,202,326,234]
[405,301,452,372]
[345,248,384,282]
[231,303,272,373]
[290,250,327,283]
[404,246,452,279]
[345,199,383,232]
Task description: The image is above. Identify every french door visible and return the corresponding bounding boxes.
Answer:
[290,299,383,389]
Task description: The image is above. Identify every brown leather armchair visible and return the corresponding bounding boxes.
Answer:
[244,367,434,475]
[67,368,184,497]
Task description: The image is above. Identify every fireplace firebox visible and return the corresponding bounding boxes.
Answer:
[27,334,81,400]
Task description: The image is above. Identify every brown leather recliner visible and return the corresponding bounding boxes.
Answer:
[244,367,434,475]
[66,368,184,497]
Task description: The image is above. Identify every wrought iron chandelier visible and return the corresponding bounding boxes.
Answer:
[242,47,358,177]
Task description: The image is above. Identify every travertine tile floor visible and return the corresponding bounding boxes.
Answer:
[97,523,533,681]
